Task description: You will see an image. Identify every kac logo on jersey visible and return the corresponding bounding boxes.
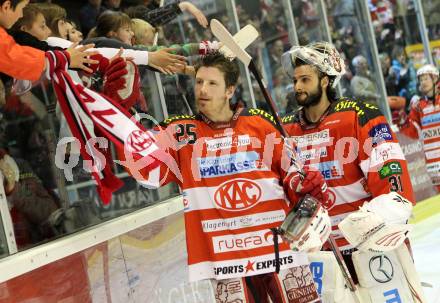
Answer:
[214,179,262,211]
[369,123,393,145]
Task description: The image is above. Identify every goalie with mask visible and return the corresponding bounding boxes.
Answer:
[279,41,425,302]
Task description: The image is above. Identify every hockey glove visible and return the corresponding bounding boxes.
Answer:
[284,167,334,209]
[338,192,413,252]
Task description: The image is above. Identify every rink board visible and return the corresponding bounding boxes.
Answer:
[0,193,438,302]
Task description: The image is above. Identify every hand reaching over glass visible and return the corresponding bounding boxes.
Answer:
[66,43,99,74]
[179,1,208,28]
[148,48,186,75]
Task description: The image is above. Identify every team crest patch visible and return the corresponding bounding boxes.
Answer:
[369,123,393,145]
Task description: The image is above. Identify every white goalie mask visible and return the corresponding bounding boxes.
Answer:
[279,195,331,252]
[281,41,346,88]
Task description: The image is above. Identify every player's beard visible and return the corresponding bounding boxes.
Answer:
[295,84,323,108]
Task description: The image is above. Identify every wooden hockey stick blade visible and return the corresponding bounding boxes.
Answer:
[219,24,259,59]
[211,19,252,66]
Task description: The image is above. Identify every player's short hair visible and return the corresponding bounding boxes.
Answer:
[195,51,240,88]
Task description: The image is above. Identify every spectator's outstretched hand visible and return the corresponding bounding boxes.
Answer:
[66,43,99,73]
[179,1,208,28]
[149,48,186,75]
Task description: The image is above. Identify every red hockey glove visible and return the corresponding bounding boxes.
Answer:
[103,58,140,109]
[284,167,334,209]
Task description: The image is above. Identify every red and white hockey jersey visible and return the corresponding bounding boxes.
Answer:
[408,95,440,187]
[282,98,415,250]
[119,106,309,282]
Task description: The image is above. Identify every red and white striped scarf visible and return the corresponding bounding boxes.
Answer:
[45,50,161,204]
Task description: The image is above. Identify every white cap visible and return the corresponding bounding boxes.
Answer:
[338,210,412,252]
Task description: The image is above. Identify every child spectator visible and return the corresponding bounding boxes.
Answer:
[65,20,83,43]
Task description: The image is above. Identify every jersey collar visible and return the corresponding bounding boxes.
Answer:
[298,104,332,130]
[197,102,245,129]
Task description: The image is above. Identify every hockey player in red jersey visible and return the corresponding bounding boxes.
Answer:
[406,64,440,191]
[118,51,332,302]
[280,42,417,294]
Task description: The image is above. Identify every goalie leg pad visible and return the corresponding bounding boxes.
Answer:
[352,248,426,302]
[307,251,359,303]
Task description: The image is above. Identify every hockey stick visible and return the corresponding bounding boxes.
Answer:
[211,19,364,302]
[328,236,363,303]
[211,19,288,138]
[219,24,259,59]
[211,19,303,176]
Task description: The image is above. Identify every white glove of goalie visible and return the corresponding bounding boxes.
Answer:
[338,192,413,252]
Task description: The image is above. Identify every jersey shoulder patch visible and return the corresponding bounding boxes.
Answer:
[281,110,301,125]
[159,114,196,127]
[244,108,278,127]
[332,97,382,126]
